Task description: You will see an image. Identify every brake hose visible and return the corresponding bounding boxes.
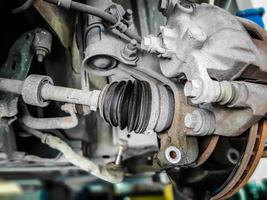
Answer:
[44,0,141,42]
[12,0,36,14]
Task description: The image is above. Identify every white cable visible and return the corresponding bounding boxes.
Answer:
[41,134,124,183]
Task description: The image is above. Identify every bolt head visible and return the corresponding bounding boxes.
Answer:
[185,110,203,132]
[184,79,202,97]
[184,113,198,128]
[126,9,133,15]
[185,109,216,136]
[130,39,137,46]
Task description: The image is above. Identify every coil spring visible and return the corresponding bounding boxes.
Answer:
[99,80,152,134]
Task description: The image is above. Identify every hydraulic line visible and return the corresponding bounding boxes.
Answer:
[70,1,117,24]
[21,103,78,130]
[12,0,36,14]
[43,0,141,42]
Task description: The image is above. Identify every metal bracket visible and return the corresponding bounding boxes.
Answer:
[0,31,35,118]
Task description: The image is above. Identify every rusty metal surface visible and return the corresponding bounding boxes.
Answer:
[222,119,267,199]
[194,135,219,167]
[117,64,199,167]
[157,87,199,167]
[211,119,267,200]
[0,31,35,118]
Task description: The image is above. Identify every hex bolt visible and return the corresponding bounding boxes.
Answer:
[128,39,137,50]
[124,9,133,23]
[33,29,52,63]
[114,139,128,165]
[121,39,138,62]
[36,49,46,63]
[184,112,198,129]
[164,146,181,164]
[184,109,216,136]
[184,79,203,98]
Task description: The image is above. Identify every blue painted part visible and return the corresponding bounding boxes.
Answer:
[236,7,265,28]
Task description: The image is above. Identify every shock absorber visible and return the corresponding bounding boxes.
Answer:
[98,80,174,134]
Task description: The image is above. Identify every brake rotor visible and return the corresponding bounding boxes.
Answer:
[212,119,267,200]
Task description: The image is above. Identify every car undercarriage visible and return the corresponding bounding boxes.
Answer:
[1,0,267,199]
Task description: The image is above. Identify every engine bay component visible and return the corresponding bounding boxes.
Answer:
[33,28,52,63]
[1,0,267,199]
[99,80,174,133]
[0,75,100,108]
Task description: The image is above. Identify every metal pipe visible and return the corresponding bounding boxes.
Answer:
[114,139,127,165]
[44,0,116,23]
[70,1,117,24]
[22,125,43,139]
[0,78,23,95]
[0,76,100,108]
[22,107,78,130]
[23,114,78,130]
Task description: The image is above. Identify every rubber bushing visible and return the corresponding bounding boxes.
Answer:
[22,75,53,107]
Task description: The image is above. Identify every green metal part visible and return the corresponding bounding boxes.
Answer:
[0,31,35,118]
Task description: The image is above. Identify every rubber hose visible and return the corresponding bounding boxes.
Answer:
[12,0,36,14]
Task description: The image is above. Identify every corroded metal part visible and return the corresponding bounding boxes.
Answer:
[194,135,219,167]
[142,3,267,106]
[0,31,35,118]
[211,119,267,199]
[118,64,198,167]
